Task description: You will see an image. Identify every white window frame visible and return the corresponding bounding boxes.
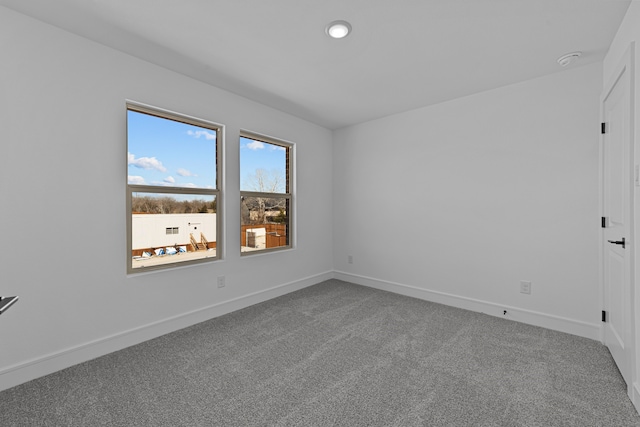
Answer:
[126,102,223,274]
[240,130,294,255]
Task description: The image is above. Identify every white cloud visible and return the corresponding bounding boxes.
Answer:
[128,175,145,185]
[246,140,265,150]
[128,152,167,172]
[149,180,197,188]
[164,176,176,184]
[177,168,197,177]
[187,130,216,140]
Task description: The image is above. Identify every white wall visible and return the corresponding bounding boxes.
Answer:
[333,63,602,339]
[132,213,216,250]
[0,7,333,390]
[604,0,640,412]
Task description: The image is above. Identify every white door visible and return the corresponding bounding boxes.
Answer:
[602,54,632,388]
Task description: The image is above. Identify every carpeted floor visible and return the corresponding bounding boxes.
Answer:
[1,279,639,426]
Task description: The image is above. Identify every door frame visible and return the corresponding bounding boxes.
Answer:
[599,42,636,404]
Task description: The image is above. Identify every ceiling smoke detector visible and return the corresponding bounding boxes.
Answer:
[557,51,582,67]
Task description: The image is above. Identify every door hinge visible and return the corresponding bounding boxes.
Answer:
[602,310,607,322]
[601,122,606,134]
[602,217,607,228]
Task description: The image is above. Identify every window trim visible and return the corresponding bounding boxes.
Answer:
[240,130,294,256]
[126,101,223,274]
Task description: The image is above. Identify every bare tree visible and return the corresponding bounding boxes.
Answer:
[245,168,285,193]
[132,195,215,214]
[242,168,286,224]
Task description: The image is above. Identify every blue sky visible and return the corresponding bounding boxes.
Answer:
[127,110,286,192]
[128,110,217,189]
[240,136,286,192]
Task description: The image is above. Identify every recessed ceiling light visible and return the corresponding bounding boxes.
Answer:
[326,20,352,39]
[557,51,582,67]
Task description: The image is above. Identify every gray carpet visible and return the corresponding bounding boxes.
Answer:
[1,279,639,426]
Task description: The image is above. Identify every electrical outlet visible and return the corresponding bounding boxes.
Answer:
[217,276,226,288]
[520,280,531,295]
[347,255,353,264]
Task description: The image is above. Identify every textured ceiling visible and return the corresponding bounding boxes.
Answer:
[0,0,630,129]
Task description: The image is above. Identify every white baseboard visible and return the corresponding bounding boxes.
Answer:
[334,271,601,341]
[0,270,605,393]
[0,270,334,393]
[633,382,640,415]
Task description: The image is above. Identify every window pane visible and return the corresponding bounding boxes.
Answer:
[241,196,289,252]
[128,109,217,189]
[240,136,286,193]
[131,192,217,269]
